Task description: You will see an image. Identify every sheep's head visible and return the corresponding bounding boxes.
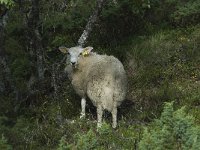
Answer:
[59,46,93,68]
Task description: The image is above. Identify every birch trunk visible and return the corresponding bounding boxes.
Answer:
[52,63,58,96]
[78,0,106,47]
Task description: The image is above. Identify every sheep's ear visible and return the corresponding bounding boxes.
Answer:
[59,46,68,54]
[82,47,93,56]
[85,46,93,51]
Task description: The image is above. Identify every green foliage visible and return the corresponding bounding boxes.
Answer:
[171,1,200,26]
[72,129,97,150]
[5,38,24,57]
[2,24,200,150]
[0,97,13,116]
[0,0,14,7]
[0,114,63,149]
[139,102,200,150]
[0,116,10,135]
[41,0,95,48]
[10,57,31,91]
[124,26,200,120]
[58,122,140,150]
[1,0,200,149]
[11,58,31,78]
[0,116,13,149]
[148,0,200,27]
[57,136,70,150]
[92,0,151,46]
[0,134,12,150]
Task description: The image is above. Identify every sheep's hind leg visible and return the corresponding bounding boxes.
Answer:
[111,106,117,128]
[80,98,86,119]
[97,105,103,128]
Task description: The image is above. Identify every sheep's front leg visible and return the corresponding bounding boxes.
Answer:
[97,105,103,128]
[111,107,117,128]
[80,98,86,119]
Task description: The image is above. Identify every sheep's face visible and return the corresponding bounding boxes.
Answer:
[59,46,93,68]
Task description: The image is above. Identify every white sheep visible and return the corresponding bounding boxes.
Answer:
[59,46,127,128]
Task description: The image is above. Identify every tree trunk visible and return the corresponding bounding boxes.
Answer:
[0,7,14,94]
[52,63,58,97]
[78,0,106,47]
[26,0,44,80]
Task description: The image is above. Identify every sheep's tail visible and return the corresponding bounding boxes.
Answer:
[113,72,127,106]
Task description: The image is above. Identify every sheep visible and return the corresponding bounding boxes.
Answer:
[59,46,127,128]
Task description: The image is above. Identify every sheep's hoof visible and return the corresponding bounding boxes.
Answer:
[80,114,85,119]
[97,124,102,132]
[112,124,117,129]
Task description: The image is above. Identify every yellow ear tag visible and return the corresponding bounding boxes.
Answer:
[82,50,89,57]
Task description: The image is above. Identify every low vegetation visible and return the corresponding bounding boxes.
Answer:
[1,25,200,149]
[0,0,200,149]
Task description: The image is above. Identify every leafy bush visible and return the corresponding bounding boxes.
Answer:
[58,121,140,150]
[139,102,200,150]
[0,134,12,150]
[10,57,31,91]
[171,1,200,26]
[0,116,13,149]
[0,0,14,7]
[92,0,151,46]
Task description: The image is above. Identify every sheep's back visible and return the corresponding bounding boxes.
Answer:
[84,55,127,109]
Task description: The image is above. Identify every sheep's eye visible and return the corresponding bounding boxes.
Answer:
[79,53,82,56]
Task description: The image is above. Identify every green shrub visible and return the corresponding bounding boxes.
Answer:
[148,0,200,27]
[139,102,200,150]
[171,1,200,26]
[58,121,140,150]
[0,134,12,150]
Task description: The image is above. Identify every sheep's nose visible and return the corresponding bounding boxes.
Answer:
[71,62,76,66]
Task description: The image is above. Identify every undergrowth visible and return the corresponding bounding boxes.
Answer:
[0,25,200,149]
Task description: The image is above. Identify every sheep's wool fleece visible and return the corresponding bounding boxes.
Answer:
[68,53,127,112]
